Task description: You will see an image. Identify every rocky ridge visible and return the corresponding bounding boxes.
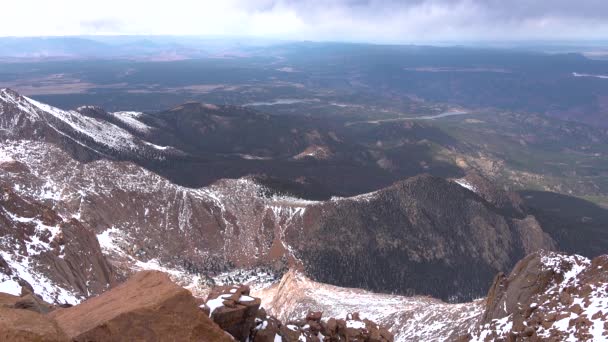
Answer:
[1,251,606,341]
[202,284,394,341]
[0,90,606,340]
[469,250,608,341]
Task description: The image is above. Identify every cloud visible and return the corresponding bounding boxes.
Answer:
[1,0,607,42]
[79,19,125,35]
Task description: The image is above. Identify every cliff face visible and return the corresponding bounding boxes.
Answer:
[0,185,117,304]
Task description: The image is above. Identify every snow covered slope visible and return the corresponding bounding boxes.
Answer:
[0,184,117,305]
[256,270,483,342]
[0,88,178,160]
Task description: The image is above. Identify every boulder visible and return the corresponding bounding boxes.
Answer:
[251,316,281,342]
[204,285,262,341]
[280,314,394,342]
[0,307,68,342]
[306,311,322,322]
[49,270,233,342]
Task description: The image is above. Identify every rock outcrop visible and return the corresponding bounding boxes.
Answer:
[470,250,608,341]
[203,285,261,341]
[0,252,606,341]
[270,312,394,342]
[0,292,55,314]
[49,270,232,342]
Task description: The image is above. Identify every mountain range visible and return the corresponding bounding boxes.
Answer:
[0,88,607,341]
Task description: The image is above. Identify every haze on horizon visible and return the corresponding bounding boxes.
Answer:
[2,0,608,43]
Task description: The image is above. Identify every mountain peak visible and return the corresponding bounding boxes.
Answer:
[0,88,44,130]
[0,88,27,108]
[0,88,20,98]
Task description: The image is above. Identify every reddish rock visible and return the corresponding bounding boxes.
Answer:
[560,292,572,306]
[0,293,21,308]
[49,271,232,342]
[0,307,68,342]
[570,304,583,315]
[473,251,608,340]
[223,299,237,308]
[13,294,55,314]
[482,253,556,326]
[325,317,338,336]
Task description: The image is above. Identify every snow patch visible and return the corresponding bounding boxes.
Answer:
[346,320,366,329]
[204,294,232,317]
[143,141,170,150]
[24,96,141,153]
[454,179,477,193]
[0,278,22,296]
[0,149,14,163]
[110,111,151,134]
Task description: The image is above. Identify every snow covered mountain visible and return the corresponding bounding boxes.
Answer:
[0,88,179,161]
[0,88,556,300]
[1,89,606,340]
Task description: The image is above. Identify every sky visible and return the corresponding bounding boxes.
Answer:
[2,0,608,43]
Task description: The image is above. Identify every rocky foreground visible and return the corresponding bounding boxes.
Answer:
[0,250,606,341]
[0,269,393,341]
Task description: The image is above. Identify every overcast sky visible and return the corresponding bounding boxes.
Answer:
[2,0,608,42]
